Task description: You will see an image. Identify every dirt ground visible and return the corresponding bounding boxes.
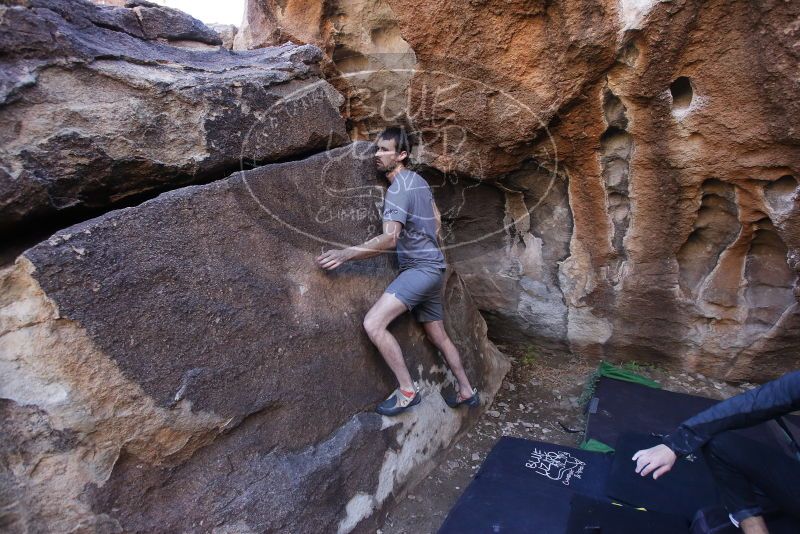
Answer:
[380,345,755,534]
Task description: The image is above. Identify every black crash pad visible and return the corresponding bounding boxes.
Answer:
[566,494,688,534]
[586,378,717,446]
[605,433,720,521]
[585,377,800,454]
[438,437,612,533]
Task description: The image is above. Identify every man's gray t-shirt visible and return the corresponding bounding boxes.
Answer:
[382,169,446,270]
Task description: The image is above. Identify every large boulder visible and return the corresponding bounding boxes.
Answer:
[236,0,800,381]
[0,142,508,533]
[234,0,619,177]
[120,1,223,46]
[0,0,348,232]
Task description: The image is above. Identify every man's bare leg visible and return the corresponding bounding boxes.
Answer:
[741,516,769,534]
[423,320,474,399]
[363,292,414,391]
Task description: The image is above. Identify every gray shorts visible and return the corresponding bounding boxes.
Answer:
[385,266,446,323]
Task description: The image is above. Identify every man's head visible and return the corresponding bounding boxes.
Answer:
[375,127,412,173]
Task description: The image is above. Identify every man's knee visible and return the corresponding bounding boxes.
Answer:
[425,331,445,348]
[363,314,384,340]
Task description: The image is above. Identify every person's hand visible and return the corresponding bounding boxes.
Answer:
[632,444,677,480]
[316,248,353,270]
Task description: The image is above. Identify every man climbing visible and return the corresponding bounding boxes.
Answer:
[315,127,479,416]
[632,371,800,534]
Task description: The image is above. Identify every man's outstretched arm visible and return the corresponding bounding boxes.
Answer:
[316,221,402,270]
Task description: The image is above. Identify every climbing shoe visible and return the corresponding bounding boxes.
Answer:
[444,388,480,408]
[376,384,421,416]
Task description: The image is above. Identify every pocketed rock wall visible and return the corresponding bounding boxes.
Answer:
[237,0,800,381]
[1,143,509,533]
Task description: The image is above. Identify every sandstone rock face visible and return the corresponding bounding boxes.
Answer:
[234,0,419,148]
[237,0,800,380]
[209,24,239,50]
[431,164,573,350]
[0,0,347,232]
[0,142,508,533]
[235,0,617,177]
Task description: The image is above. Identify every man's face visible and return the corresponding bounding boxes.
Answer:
[374,137,406,172]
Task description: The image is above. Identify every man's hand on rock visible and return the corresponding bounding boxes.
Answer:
[632,444,677,480]
[316,248,353,270]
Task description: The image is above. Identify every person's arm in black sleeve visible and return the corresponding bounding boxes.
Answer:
[634,371,800,479]
[663,370,800,456]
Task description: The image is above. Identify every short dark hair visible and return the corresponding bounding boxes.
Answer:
[378,126,413,164]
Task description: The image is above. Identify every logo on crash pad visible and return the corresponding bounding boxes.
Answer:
[525,448,586,485]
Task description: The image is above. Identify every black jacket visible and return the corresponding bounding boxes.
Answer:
[663,371,800,456]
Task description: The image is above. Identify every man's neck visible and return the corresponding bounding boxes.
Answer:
[386,164,406,184]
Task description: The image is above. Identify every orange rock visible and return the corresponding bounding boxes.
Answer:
[238,0,800,380]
